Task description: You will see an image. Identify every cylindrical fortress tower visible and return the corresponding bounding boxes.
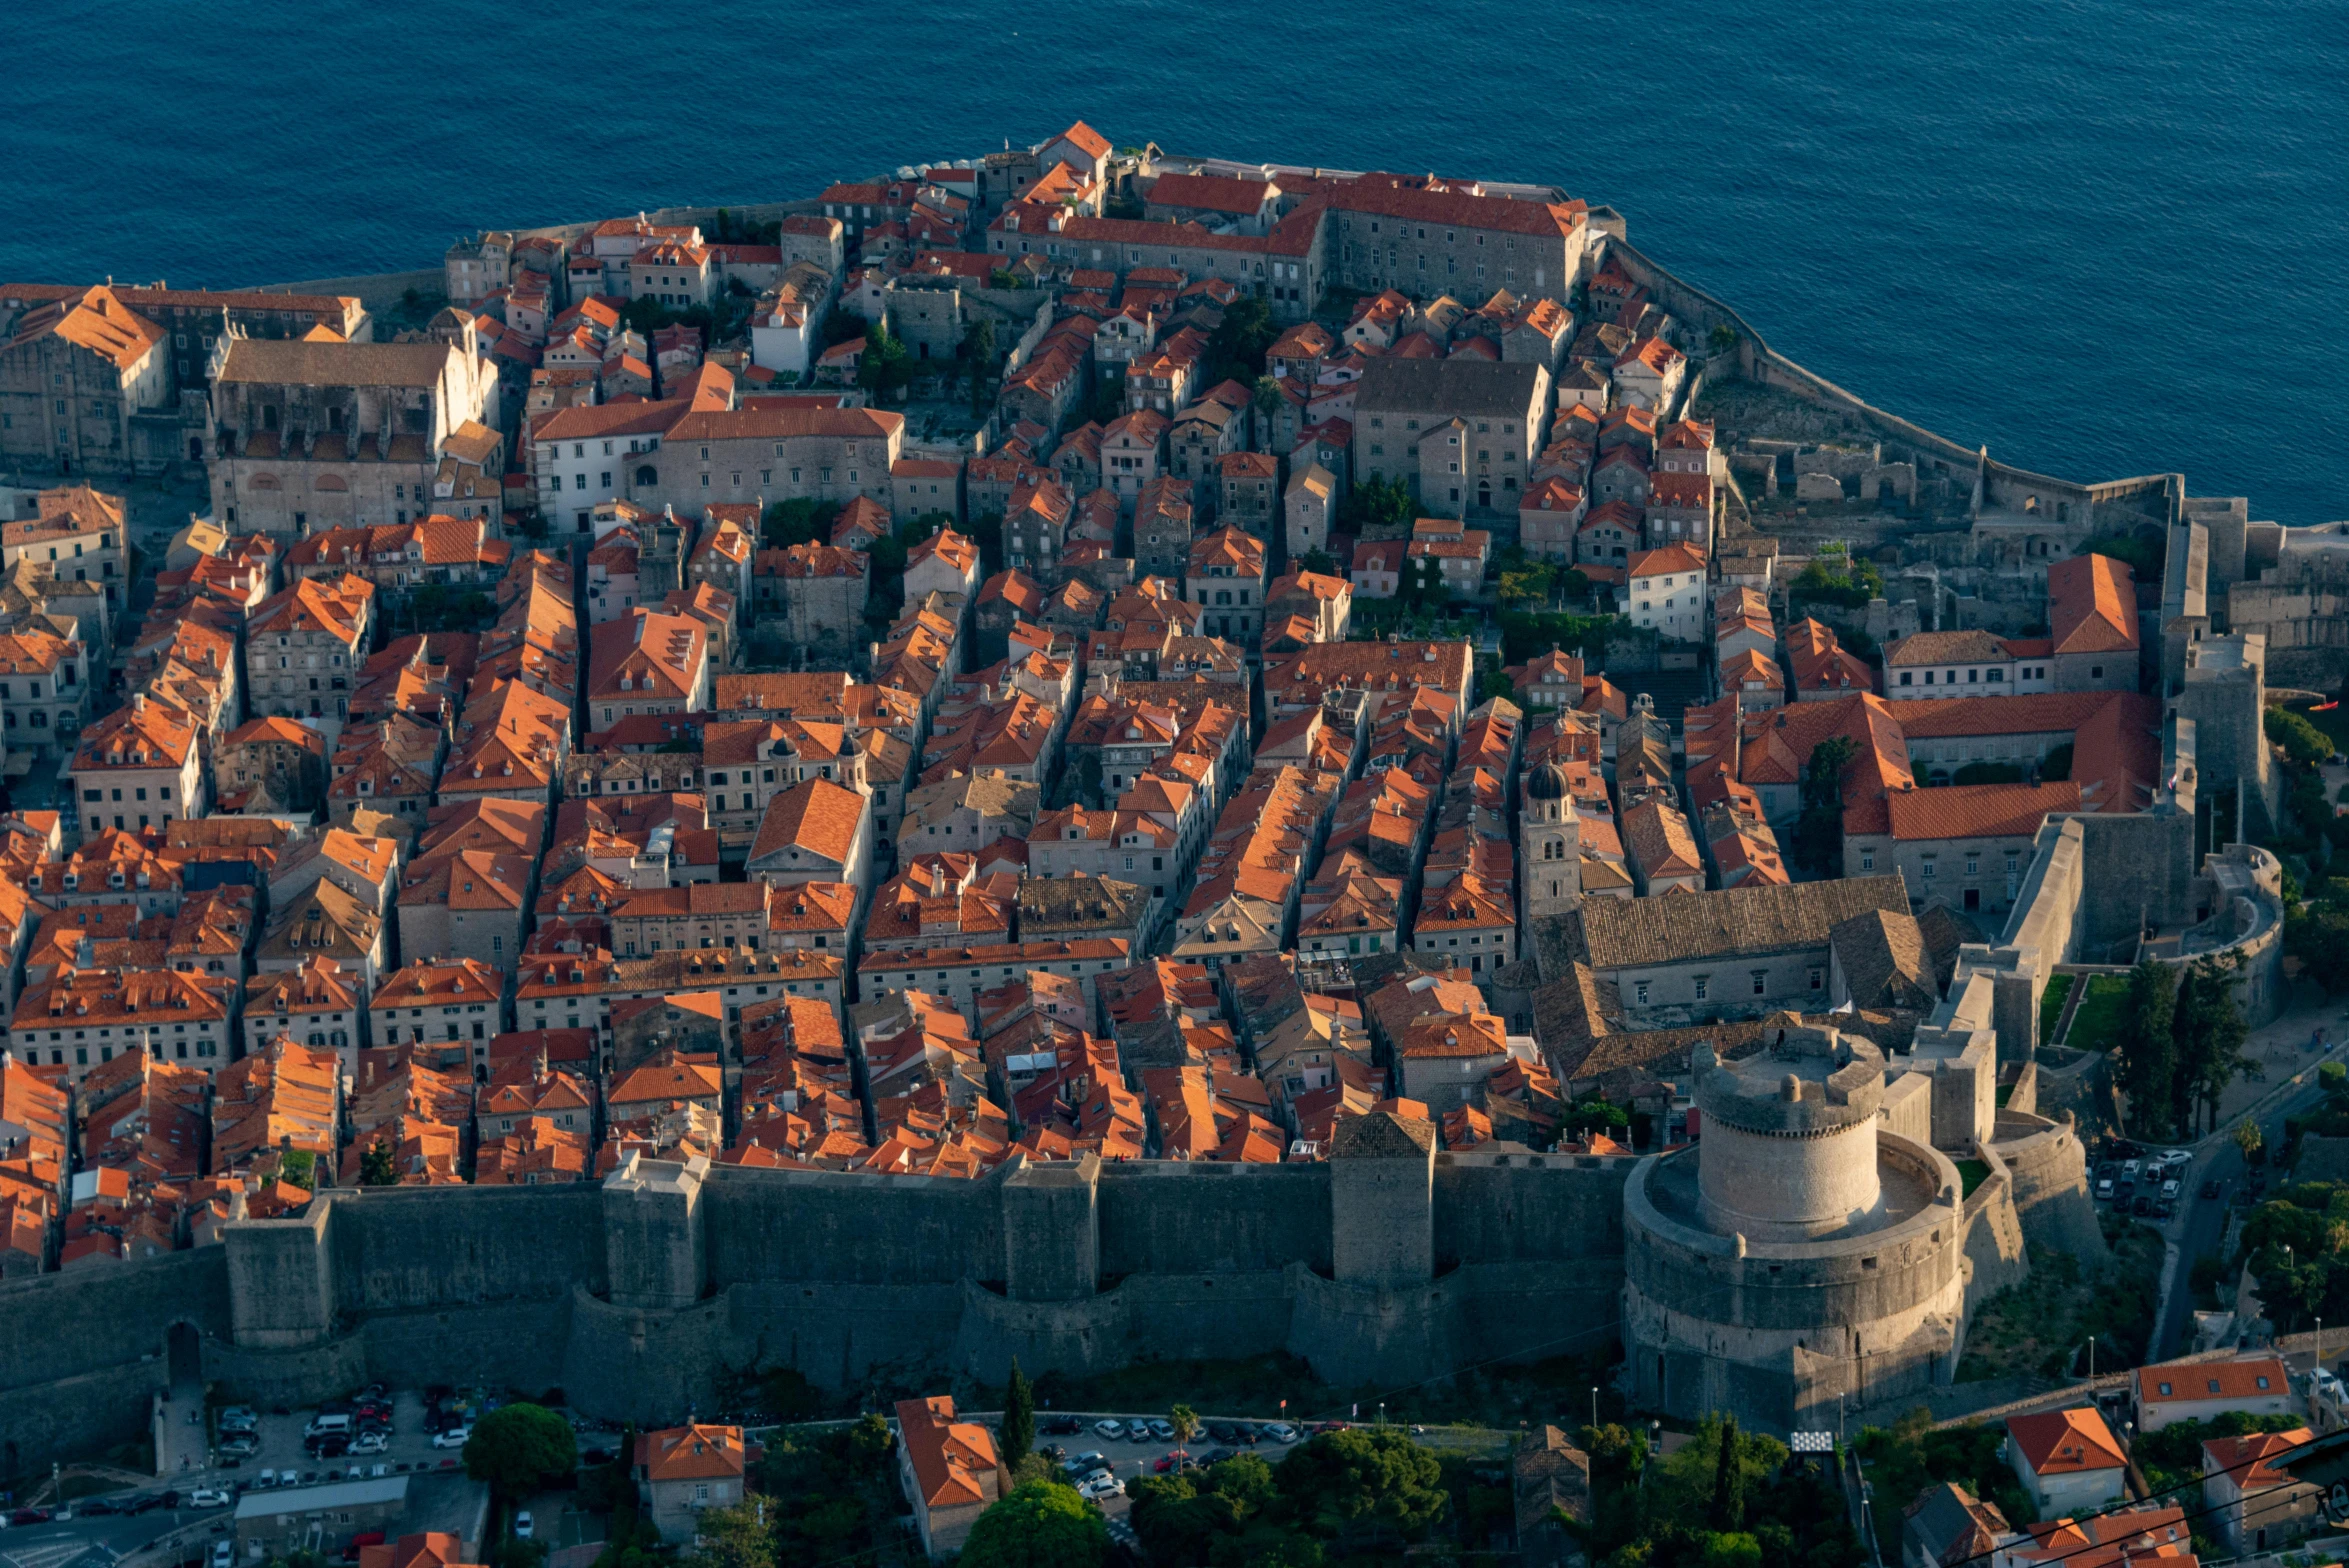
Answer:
[1693,1028,1886,1241]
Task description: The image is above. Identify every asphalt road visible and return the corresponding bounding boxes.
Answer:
[2148,1058,2331,1361]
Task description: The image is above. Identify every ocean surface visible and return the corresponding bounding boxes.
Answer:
[7,0,2344,521]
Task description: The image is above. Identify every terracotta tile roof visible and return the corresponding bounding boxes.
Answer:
[634,1422,747,1481]
[2047,552,2138,656]
[749,778,865,865]
[1627,543,1706,579]
[2007,1409,2127,1476]
[2136,1355,2288,1406]
[8,286,164,371]
[1885,781,2082,842]
[2202,1426,2313,1492]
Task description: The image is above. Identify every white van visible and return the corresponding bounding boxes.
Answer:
[304,1413,353,1439]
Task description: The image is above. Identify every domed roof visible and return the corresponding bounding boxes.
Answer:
[1522,760,1578,802]
[1526,761,1571,801]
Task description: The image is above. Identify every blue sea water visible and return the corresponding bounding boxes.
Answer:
[6,0,2344,520]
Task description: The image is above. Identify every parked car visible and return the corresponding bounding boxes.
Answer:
[1125,1419,1152,1443]
[513,1513,534,1541]
[1154,1451,1191,1473]
[2095,1179,2113,1201]
[2161,1179,2181,1201]
[432,1428,471,1450]
[190,1490,231,1508]
[1147,1419,1176,1442]
[350,1434,388,1456]
[1077,1474,1124,1500]
[1062,1452,1107,1478]
[2121,1159,2141,1183]
[1235,1424,1261,1445]
[1202,1447,1237,1466]
[1093,1419,1125,1441]
[1039,1445,1067,1464]
[1262,1423,1300,1444]
[2202,1179,2222,1200]
[127,1495,167,1514]
[218,1407,259,1433]
[78,1499,119,1517]
[211,1542,233,1568]
[2133,1195,2154,1216]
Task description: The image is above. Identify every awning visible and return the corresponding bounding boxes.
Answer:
[2,752,35,778]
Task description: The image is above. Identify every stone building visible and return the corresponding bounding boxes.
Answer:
[245,575,377,746]
[2,484,128,610]
[1351,358,1549,519]
[207,336,500,535]
[0,625,92,758]
[777,543,869,649]
[0,286,169,477]
[216,716,329,816]
[1285,461,1334,558]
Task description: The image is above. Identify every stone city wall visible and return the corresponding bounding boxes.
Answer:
[0,1148,1635,1473]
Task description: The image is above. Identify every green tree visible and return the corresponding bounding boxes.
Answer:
[1169,1404,1199,1446]
[1272,1428,1447,1548]
[1253,375,1284,425]
[818,306,864,348]
[1708,323,1738,355]
[762,498,839,549]
[359,1137,398,1187]
[1298,548,1341,577]
[681,1498,773,1568]
[278,1149,316,1191]
[1707,1414,1745,1532]
[2040,742,2075,782]
[1207,296,1280,386]
[2234,1116,2266,1162]
[1337,476,1415,538]
[859,318,911,401]
[1565,1094,1630,1139]
[2113,959,2179,1137]
[1129,1473,1238,1565]
[1791,735,1856,874]
[956,1479,1108,1568]
[963,316,999,417]
[1001,1358,1035,1464]
[2268,707,2334,769]
[2174,952,2253,1136]
[462,1402,578,1500]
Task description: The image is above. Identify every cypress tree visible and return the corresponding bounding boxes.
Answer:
[1708,1414,1745,1532]
[1000,1357,1035,1462]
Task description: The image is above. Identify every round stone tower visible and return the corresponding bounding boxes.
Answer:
[1692,1030,1886,1242]
[1621,1024,1972,1436]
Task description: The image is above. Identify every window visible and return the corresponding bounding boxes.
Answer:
[1921,860,1936,877]
[1808,968,1824,990]
[1693,976,1708,1001]
[1634,981,1649,1006]
[1860,852,1875,871]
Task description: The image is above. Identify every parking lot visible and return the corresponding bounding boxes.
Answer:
[1026,1411,1314,1521]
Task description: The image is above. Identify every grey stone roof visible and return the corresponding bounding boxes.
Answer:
[1916,904,1986,989]
[1352,357,1544,417]
[1562,875,1910,971]
[1018,872,1147,931]
[217,338,455,389]
[1829,909,1937,1011]
[1331,1108,1436,1159]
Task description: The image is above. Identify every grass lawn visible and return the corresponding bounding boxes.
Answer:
[1955,1159,1991,1198]
[2063,974,2130,1053]
[1957,1217,2163,1381]
[1032,1349,1625,1432]
[2037,972,2075,1045]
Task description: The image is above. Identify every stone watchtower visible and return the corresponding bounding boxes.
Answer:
[1521,762,1582,922]
[640,506,691,600]
[1691,1026,1887,1241]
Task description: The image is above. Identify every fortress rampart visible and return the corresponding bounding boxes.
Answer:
[0,1137,1635,1474]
